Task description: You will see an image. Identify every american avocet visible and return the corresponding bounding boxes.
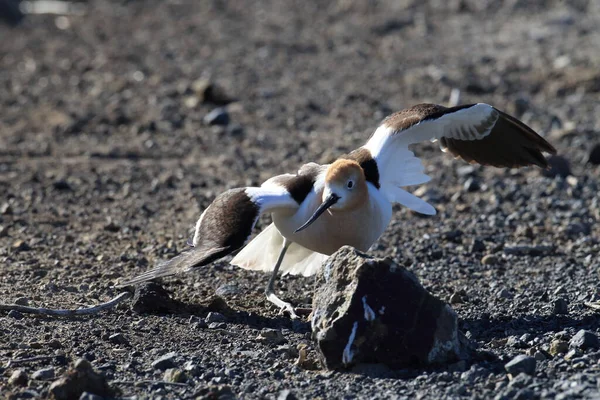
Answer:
[119,103,556,318]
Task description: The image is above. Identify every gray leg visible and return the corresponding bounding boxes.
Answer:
[265,238,298,319]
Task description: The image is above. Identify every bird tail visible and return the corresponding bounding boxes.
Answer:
[116,246,227,287]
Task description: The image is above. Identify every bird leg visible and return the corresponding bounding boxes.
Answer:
[265,238,298,319]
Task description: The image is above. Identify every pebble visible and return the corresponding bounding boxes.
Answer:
[9,369,28,386]
[164,368,186,383]
[204,107,230,126]
[14,297,29,306]
[470,239,486,253]
[12,240,31,252]
[108,333,129,345]
[183,361,202,377]
[549,340,569,356]
[569,330,600,351]
[481,254,499,265]
[1,202,12,215]
[205,312,227,323]
[0,225,7,237]
[277,389,299,400]
[588,144,600,165]
[497,288,514,299]
[449,292,463,304]
[32,367,55,380]
[209,322,227,329]
[503,244,554,256]
[463,177,481,192]
[226,124,244,137]
[505,355,536,376]
[257,328,286,345]
[8,310,24,319]
[151,352,178,370]
[552,298,569,315]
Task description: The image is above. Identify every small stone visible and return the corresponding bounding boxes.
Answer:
[497,288,513,299]
[481,255,499,265]
[103,221,121,232]
[552,298,569,315]
[8,309,24,319]
[208,322,227,329]
[226,124,244,137]
[463,177,481,192]
[1,202,13,215]
[505,355,536,376]
[533,351,546,361]
[277,389,298,400]
[587,144,600,165]
[49,358,114,400]
[470,239,486,253]
[12,240,31,252]
[449,292,463,304]
[32,367,55,380]
[183,361,202,377]
[542,155,571,178]
[9,369,28,386]
[14,297,29,306]
[130,282,184,314]
[164,368,186,383]
[192,79,234,105]
[108,333,129,345]
[257,328,286,345]
[152,352,177,370]
[214,284,241,298]
[0,225,7,237]
[569,330,600,351]
[52,179,72,191]
[205,312,227,323]
[549,340,569,356]
[564,349,579,361]
[203,107,230,126]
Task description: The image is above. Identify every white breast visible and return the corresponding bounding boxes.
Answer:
[272,183,392,255]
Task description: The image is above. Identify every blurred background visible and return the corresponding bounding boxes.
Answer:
[1,1,600,398]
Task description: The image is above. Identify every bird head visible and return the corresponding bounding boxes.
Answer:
[295,159,367,232]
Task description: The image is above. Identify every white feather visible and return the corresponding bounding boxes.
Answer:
[363,104,497,212]
[231,223,328,277]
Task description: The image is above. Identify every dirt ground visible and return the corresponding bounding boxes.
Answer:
[1,0,600,398]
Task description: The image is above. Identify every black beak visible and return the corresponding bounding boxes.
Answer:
[294,193,340,233]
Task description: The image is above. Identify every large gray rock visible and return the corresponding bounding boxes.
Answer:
[311,246,469,369]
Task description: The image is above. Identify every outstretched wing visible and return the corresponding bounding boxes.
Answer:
[347,103,556,215]
[117,183,299,287]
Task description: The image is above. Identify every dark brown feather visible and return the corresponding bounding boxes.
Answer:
[439,109,557,168]
[118,188,259,286]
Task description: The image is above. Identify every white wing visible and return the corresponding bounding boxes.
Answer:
[359,103,556,215]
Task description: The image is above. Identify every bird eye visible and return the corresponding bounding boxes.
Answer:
[347,180,354,189]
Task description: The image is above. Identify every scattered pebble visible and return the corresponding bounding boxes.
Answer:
[503,244,555,256]
[449,292,463,304]
[257,328,286,345]
[549,340,569,356]
[505,355,536,376]
[9,369,28,386]
[108,333,129,345]
[205,312,227,323]
[164,368,186,383]
[8,310,24,319]
[481,255,499,265]
[588,143,600,165]
[32,367,55,380]
[12,240,31,252]
[204,107,230,126]
[49,359,114,400]
[552,298,569,315]
[497,288,514,299]
[470,239,486,253]
[569,330,599,351]
[152,352,178,370]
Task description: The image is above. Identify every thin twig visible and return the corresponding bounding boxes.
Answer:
[5,355,56,367]
[0,292,131,317]
[112,380,190,388]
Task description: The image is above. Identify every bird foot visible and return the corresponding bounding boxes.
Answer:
[266,292,299,319]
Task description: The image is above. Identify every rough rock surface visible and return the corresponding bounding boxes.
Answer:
[312,247,467,369]
[48,359,116,400]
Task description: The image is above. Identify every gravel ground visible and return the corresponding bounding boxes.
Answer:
[1,0,600,398]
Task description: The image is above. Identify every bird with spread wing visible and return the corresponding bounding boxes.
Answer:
[118,103,556,318]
